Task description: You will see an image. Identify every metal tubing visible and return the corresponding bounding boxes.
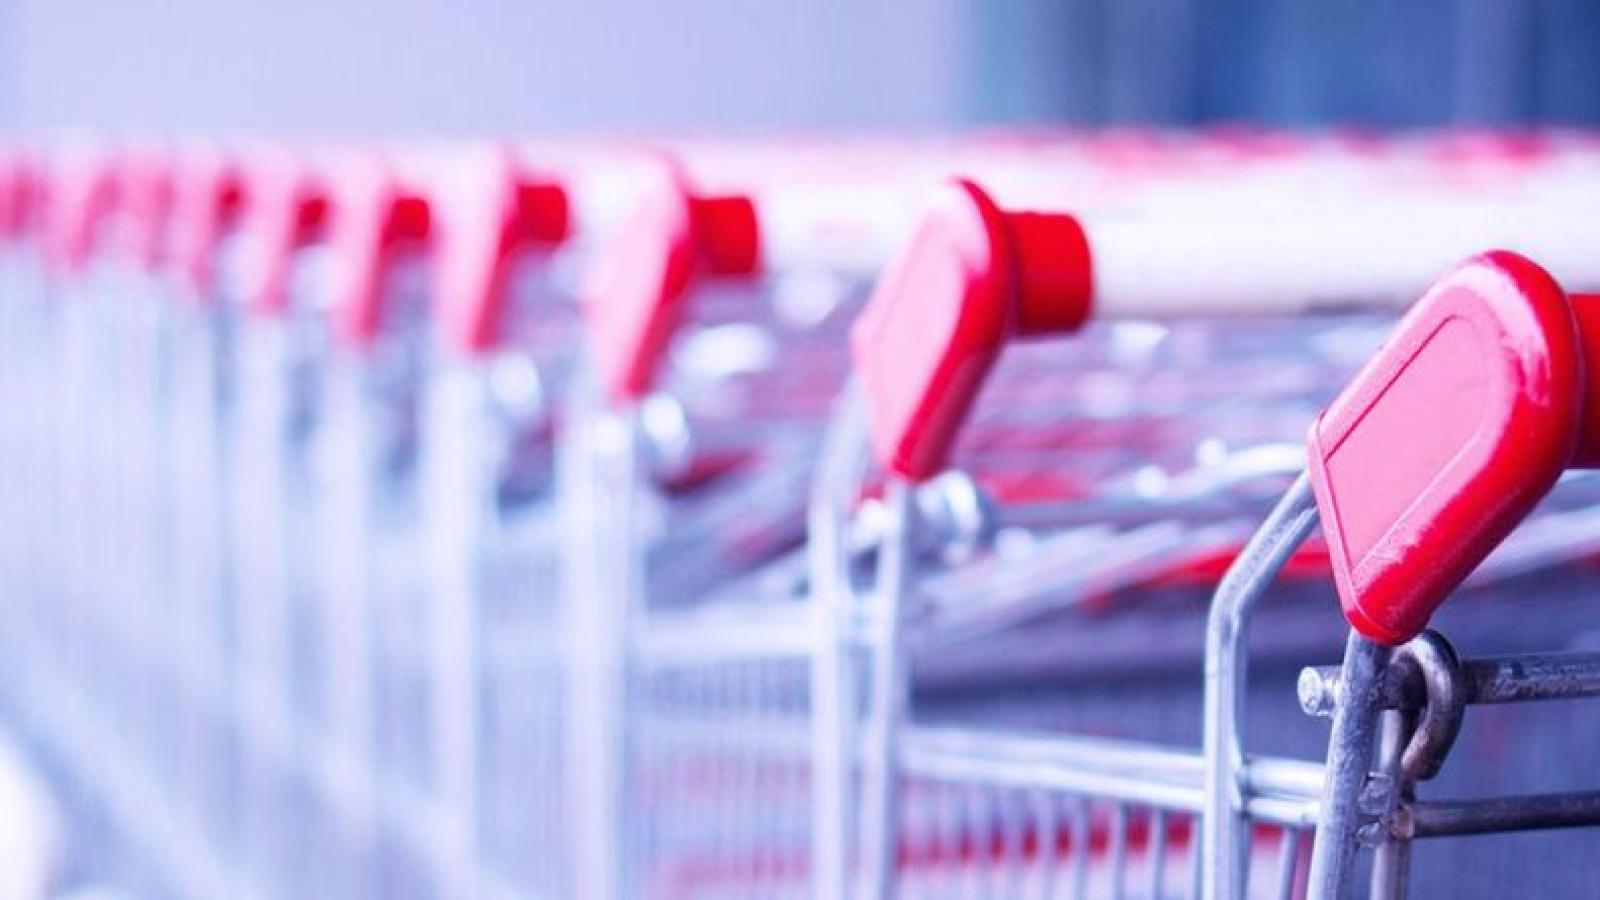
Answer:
[1202,471,1319,900]
[808,384,873,899]
[1402,792,1600,838]
[900,726,1322,825]
[1273,829,1304,900]
[1306,632,1393,900]
[1368,710,1415,900]
[1299,651,1600,717]
[859,479,916,900]
[561,399,639,900]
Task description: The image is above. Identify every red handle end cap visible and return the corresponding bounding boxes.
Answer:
[326,161,432,348]
[1309,251,1580,645]
[582,166,758,402]
[434,167,571,356]
[1568,293,1600,468]
[583,178,699,401]
[852,179,1016,481]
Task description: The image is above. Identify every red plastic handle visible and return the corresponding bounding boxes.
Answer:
[116,149,176,271]
[324,157,432,348]
[0,150,41,240]
[1574,292,1600,467]
[169,149,247,299]
[1308,251,1591,646]
[582,161,759,400]
[851,178,1093,481]
[46,150,120,278]
[432,145,570,355]
[241,153,329,317]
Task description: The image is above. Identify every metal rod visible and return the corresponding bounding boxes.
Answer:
[1148,808,1168,900]
[1368,710,1415,900]
[1069,798,1090,900]
[1202,472,1319,900]
[1110,802,1130,900]
[1273,829,1303,900]
[808,383,872,900]
[560,397,639,900]
[1033,791,1058,900]
[1306,632,1393,900]
[859,479,916,900]
[1402,792,1600,838]
[1299,651,1600,717]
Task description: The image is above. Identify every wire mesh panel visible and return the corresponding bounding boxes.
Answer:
[815,162,1600,899]
[0,144,596,898]
[808,317,1363,899]
[564,256,870,896]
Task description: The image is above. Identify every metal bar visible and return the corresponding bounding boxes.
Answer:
[903,738,1205,814]
[1306,632,1393,900]
[1273,829,1303,900]
[1069,798,1090,900]
[1033,791,1059,900]
[1202,472,1320,900]
[1369,710,1415,900]
[901,726,1324,824]
[1245,757,1326,803]
[1402,792,1600,838]
[1002,790,1028,899]
[1110,802,1130,900]
[1148,809,1168,900]
[560,400,640,900]
[910,726,1206,787]
[807,383,872,900]
[637,610,816,663]
[1299,651,1600,717]
[859,480,916,900]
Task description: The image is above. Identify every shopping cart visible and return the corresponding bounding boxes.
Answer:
[560,150,944,899]
[813,175,1600,899]
[3,130,1600,900]
[412,143,578,895]
[227,141,608,898]
[226,148,438,896]
[554,131,1324,900]
[149,147,247,879]
[1208,256,1600,899]
[0,142,250,895]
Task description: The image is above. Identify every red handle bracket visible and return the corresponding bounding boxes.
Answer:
[851,178,1093,481]
[0,150,42,241]
[582,161,759,401]
[241,152,329,318]
[324,156,432,348]
[1309,251,1587,645]
[116,149,175,271]
[46,149,120,278]
[169,148,247,300]
[432,145,570,355]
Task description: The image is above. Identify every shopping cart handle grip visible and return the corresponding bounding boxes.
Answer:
[1571,293,1600,467]
[583,165,758,400]
[117,150,176,273]
[851,179,1093,480]
[1308,251,1582,646]
[241,154,329,318]
[434,146,570,355]
[46,150,120,278]
[170,150,247,300]
[327,162,432,348]
[0,150,40,241]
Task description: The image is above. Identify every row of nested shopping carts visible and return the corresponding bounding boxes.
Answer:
[1,131,1600,899]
